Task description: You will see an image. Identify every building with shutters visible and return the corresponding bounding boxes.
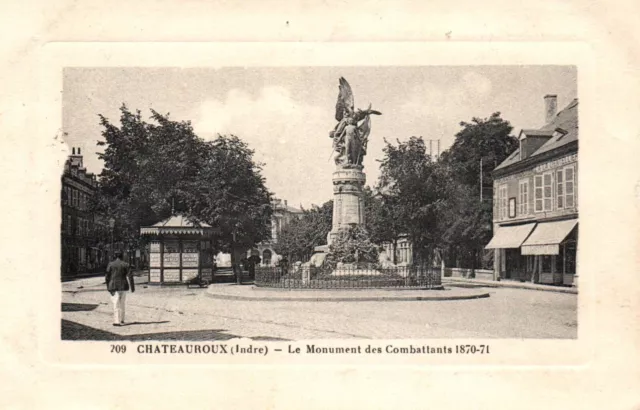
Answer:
[60,147,110,278]
[485,95,578,286]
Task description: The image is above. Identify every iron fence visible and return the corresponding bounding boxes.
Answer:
[254,264,442,289]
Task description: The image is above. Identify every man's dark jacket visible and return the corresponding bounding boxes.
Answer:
[106,259,135,293]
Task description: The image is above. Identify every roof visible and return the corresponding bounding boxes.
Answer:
[272,198,303,214]
[150,214,211,228]
[532,98,578,156]
[284,205,303,214]
[495,98,578,171]
[273,202,303,214]
[140,214,211,236]
[519,129,554,138]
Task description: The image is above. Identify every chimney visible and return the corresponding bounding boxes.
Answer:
[544,94,557,124]
[284,200,288,207]
[69,146,84,168]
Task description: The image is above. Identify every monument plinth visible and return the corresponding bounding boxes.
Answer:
[328,166,366,245]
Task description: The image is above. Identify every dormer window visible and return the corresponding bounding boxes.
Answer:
[518,129,554,160]
[553,127,568,140]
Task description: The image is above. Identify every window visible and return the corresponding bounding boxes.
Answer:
[498,185,508,220]
[534,175,543,212]
[519,179,529,215]
[555,166,576,210]
[565,166,575,209]
[556,169,564,209]
[543,172,553,211]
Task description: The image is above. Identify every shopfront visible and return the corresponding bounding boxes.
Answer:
[486,223,536,281]
[521,219,578,285]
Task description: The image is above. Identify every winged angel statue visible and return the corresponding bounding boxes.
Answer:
[329,77,381,167]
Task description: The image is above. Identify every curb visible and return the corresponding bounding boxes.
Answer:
[443,278,578,294]
[205,289,491,302]
[62,271,147,282]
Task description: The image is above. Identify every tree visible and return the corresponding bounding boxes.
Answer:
[272,201,333,262]
[440,112,518,191]
[96,105,209,247]
[363,186,404,263]
[439,112,518,269]
[185,135,273,276]
[95,105,273,274]
[376,137,450,266]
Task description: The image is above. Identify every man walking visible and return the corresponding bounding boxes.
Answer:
[105,252,135,326]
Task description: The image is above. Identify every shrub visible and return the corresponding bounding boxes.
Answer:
[325,225,380,269]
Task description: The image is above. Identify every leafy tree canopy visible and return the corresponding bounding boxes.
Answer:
[376,137,450,263]
[437,112,517,268]
[272,200,333,262]
[95,104,272,257]
[440,112,518,187]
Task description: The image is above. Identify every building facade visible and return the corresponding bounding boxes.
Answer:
[250,198,303,265]
[486,96,578,286]
[381,236,413,266]
[61,147,110,278]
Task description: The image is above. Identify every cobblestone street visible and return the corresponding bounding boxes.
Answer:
[61,275,577,340]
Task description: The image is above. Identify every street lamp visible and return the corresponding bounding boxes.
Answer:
[108,218,115,260]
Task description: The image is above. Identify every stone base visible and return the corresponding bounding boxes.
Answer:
[331,167,366,236]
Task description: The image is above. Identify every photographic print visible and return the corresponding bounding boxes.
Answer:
[59,64,579,344]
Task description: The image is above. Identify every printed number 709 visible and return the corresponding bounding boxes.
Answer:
[111,345,127,354]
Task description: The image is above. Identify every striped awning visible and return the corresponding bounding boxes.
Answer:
[140,214,212,236]
[521,219,578,255]
[485,223,536,249]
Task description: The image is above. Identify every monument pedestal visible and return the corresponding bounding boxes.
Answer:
[327,165,366,245]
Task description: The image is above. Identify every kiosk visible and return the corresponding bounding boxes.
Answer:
[140,214,214,285]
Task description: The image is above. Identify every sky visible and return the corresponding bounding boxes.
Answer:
[63,66,577,208]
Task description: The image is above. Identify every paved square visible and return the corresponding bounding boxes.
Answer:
[61,276,577,340]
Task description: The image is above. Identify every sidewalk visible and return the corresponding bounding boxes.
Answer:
[443,277,578,294]
[62,270,147,283]
[206,283,491,302]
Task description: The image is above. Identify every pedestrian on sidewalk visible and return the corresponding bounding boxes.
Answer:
[105,252,135,326]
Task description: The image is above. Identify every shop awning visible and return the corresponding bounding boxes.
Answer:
[485,223,536,249]
[521,219,578,255]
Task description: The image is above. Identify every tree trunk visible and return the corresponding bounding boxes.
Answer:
[231,245,242,285]
[392,239,398,265]
[471,248,477,278]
